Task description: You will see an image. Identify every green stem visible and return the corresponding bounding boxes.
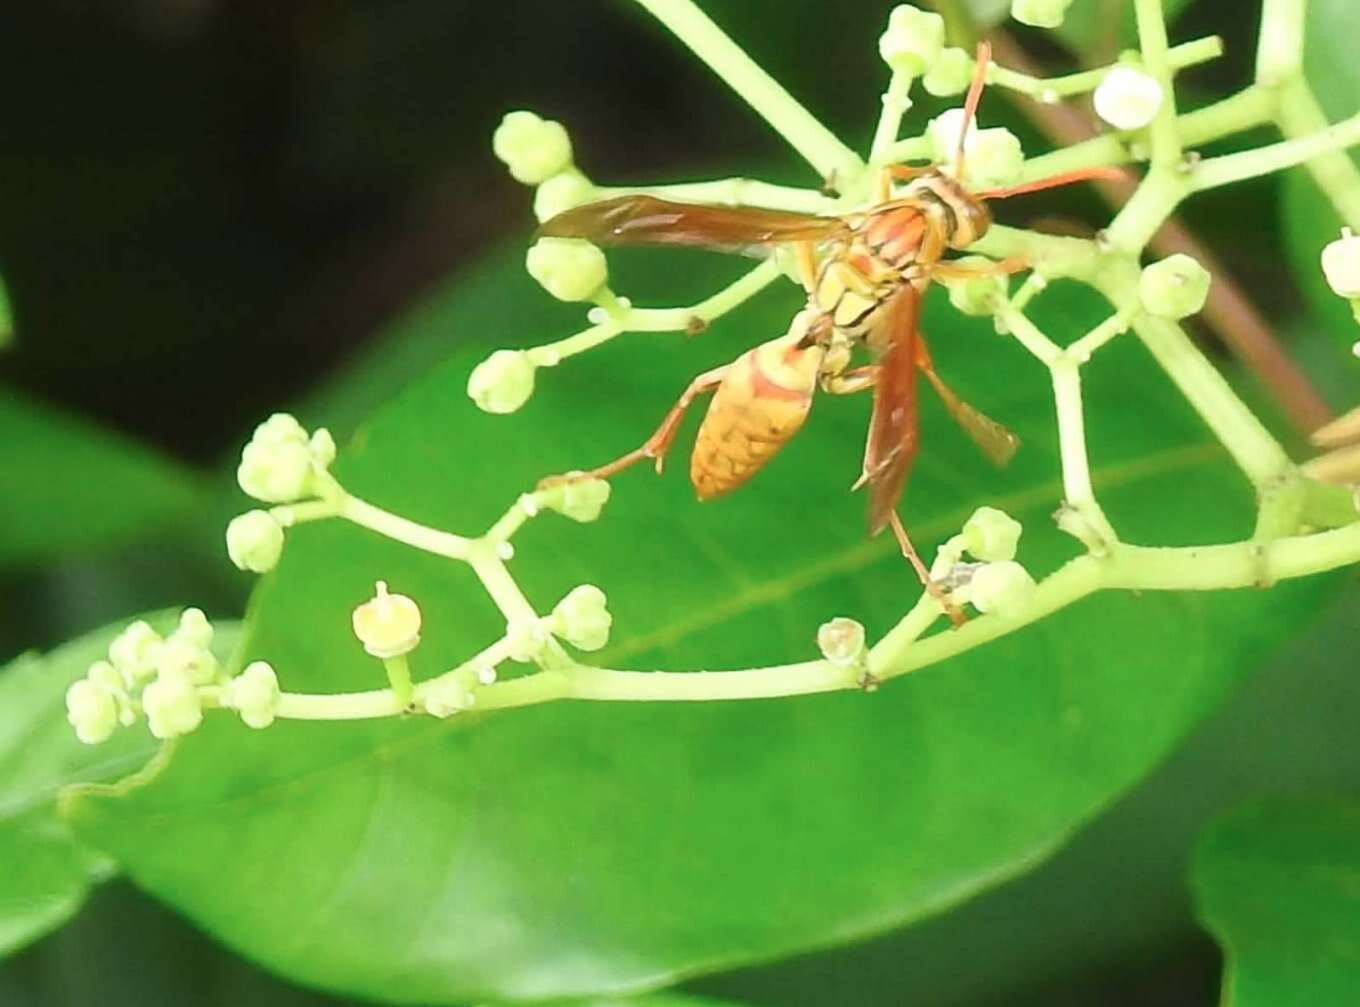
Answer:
[1273,81,1360,226]
[382,655,414,708]
[989,35,1223,102]
[1192,111,1360,191]
[339,494,474,562]
[1050,356,1120,548]
[1255,0,1306,84]
[1132,0,1182,170]
[631,0,864,184]
[871,71,915,162]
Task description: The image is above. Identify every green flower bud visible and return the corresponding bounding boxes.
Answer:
[156,636,219,687]
[87,660,135,726]
[226,509,286,573]
[534,170,596,223]
[505,619,551,663]
[927,108,973,163]
[945,257,1008,316]
[1093,65,1164,131]
[1011,0,1074,29]
[351,581,422,659]
[923,47,973,97]
[878,5,945,76]
[550,584,612,652]
[423,671,477,718]
[309,428,337,470]
[66,678,119,745]
[237,413,323,503]
[141,670,203,740]
[962,128,1024,187]
[817,617,867,667]
[1139,253,1211,319]
[1321,228,1360,299]
[962,506,1024,562]
[467,349,537,414]
[224,661,280,730]
[172,607,214,651]
[493,110,573,185]
[968,560,1037,617]
[526,237,608,302]
[543,477,611,523]
[108,620,162,685]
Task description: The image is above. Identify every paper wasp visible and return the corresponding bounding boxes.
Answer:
[537,43,1118,616]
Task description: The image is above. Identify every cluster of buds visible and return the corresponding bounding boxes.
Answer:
[65,610,280,744]
[227,413,337,574]
[927,109,1024,189]
[933,507,1038,617]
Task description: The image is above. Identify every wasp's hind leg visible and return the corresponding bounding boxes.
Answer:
[537,365,730,488]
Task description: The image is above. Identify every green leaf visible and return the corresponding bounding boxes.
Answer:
[0,613,239,956]
[66,246,1336,1003]
[0,386,205,568]
[1193,800,1360,1007]
[0,273,12,348]
[1280,0,1360,360]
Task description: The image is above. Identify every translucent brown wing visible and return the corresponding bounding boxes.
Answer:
[864,285,922,536]
[537,195,849,257]
[914,336,1020,468]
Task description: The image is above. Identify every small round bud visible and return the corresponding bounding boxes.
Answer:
[237,413,319,503]
[141,670,204,740]
[172,607,214,651]
[879,5,946,76]
[66,678,119,745]
[544,478,611,523]
[108,620,162,685]
[1321,228,1360,299]
[493,110,573,185]
[923,47,973,97]
[1093,66,1164,131]
[962,128,1024,187]
[505,619,551,663]
[928,108,975,164]
[968,561,1037,617]
[1011,0,1074,29]
[351,582,422,659]
[223,661,280,730]
[945,257,1008,316]
[962,506,1024,562]
[467,349,537,414]
[817,617,867,667]
[1139,253,1212,319]
[226,509,286,573]
[309,428,337,470]
[86,660,125,694]
[156,636,219,687]
[526,237,608,302]
[423,673,477,718]
[533,170,596,223]
[550,584,612,652]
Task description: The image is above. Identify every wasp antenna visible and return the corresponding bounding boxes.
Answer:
[954,40,993,176]
[976,165,1128,200]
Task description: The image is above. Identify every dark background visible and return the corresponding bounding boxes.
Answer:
[0,2,1341,1005]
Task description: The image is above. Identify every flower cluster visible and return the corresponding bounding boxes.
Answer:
[65,609,280,744]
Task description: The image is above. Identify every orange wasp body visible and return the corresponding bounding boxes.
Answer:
[537,45,1118,607]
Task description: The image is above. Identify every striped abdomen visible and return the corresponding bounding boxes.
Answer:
[690,335,824,499]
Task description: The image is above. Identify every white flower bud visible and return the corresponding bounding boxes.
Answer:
[534,170,596,223]
[543,477,611,523]
[467,349,537,414]
[1139,254,1212,319]
[66,678,119,745]
[1321,228,1360,299]
[968,561,1037,617]
[505,619,551,662]
[962,506,1024,562]
[351,582,422,659]
[817,617,867,667]
[878,5,946,76]
[550,584,612,652]
[928,111,1023,187]
[1011,0,1074,28]
[423,672,477,718]
[923,47,973,97]
[223,661,280,730]
[493,111,574,186]
[309,428,337,470]
[236,413,324,503]
[226,509,286,573]
[172,607,214,651]
[108,620,162,685]
[156,636,219,687]
[1093,66,1164,131]
[141,670,204,740]
[526,237,608,302]
[945,257,1008,316]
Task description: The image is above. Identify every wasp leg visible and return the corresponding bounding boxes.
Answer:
[878,164,932,202]
[539,365,730,488]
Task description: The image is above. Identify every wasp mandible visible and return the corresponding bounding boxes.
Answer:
[538,43,1118,615]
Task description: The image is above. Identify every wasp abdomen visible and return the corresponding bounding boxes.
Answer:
[690,337,823,500]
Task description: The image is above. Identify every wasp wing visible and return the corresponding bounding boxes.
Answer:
[538,195,848,257]
[863,284,922,536]
[914,334,1020,468]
